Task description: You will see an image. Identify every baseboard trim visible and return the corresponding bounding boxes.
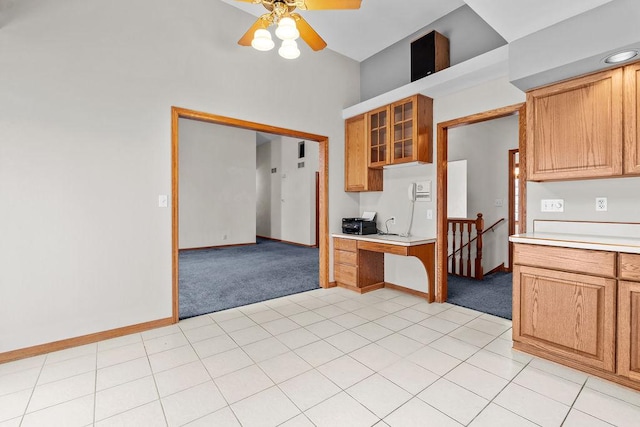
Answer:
[256,235,316,248]
[325,281,338,288]
[485,263,506,276]
[384,282,430,299]
[0,316,174,364]
[179,242,256,251]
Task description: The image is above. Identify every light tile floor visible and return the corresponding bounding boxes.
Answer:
[2,287,640,426]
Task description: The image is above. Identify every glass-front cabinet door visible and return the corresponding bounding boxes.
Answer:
[391,99,415,163]
[367,106,390,168]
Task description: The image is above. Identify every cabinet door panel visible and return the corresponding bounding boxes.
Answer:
[624,62,640,175]
[527,68,623,180]
[618,281,640,381]
[513,265,616,371]
[345,114,382,192]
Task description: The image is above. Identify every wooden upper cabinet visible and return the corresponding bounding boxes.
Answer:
[390,95,433,165]
[526,68,624,181]
[624,62,640,175]
[367,105,390,168]
[344,114,382,192]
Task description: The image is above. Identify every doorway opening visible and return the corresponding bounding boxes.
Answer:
[436,103,527,310]
[171,107,330,322]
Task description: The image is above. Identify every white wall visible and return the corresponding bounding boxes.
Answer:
[256,142,272,238]
[256,137,319,246]
[360,77,525,293]
[179,120,256,249]
[448,115,519,272]
[0,0,360,354]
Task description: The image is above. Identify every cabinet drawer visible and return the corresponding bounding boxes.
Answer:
[620,253,640,281]
[514,244,616,277]
[334,237,357,252]
[335,249,357,266]
[334,263,357,286]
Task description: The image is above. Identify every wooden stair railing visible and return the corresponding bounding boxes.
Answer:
[446,214,504,280]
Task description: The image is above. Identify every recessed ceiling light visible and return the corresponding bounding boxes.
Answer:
[603,50,638,64]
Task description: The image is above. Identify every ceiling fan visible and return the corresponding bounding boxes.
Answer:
[236,0,362,59]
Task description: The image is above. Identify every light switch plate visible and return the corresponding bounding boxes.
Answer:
[541,199,564,212]
[158,194,168,208]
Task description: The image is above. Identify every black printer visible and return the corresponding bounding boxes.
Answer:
[342,217,377,235]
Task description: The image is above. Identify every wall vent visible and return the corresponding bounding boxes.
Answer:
[297,162,305,168]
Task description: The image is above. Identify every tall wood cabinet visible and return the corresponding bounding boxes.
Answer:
[624,62,640,175]
[618,253,640,382]
[344,114,382,192]
[526,61,640,181]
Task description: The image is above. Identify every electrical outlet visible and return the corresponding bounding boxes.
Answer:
[596,197,608,211]
[541,199,564,212]
[390,216,396,225]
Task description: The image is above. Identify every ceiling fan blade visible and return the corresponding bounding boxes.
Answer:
[292,13,327,51]
[302,0,361,10]
[238,15,270,46]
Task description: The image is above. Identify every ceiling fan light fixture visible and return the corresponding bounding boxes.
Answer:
[275,16,299,41]
[279,39,300,59]
[251,28,275,51]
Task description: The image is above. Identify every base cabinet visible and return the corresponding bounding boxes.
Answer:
[618,281,640,382]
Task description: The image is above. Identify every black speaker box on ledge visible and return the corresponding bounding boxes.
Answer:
[410,30,450,82]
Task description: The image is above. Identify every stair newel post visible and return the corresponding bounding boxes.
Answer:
[475,213,484,280]
[450,221,457,274]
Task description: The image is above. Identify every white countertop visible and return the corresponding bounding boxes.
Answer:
[509,232,640,254]
[332,233,436,247]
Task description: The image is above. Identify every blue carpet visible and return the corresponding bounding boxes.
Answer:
[447,272,512,320]
[179,238,319,319]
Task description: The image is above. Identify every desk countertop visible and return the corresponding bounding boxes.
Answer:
[332,233,436,247]
[509,232,640,254]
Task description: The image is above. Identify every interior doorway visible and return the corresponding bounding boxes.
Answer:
[170,107,330,322]
[436,103,527,303]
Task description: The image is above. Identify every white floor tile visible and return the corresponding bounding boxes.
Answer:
[376,333,424,357]
[398,324,443,345]
[304,319,346,339]
[352,322,394,342]
[419,316,460,334]
[37,354,96,386]
[317,355,374,389]
[95,376,158,421]
[465,318,511,336]
[228,325,272,346]
[527,357,588,385]
[352,306,388,321]
[97,333,143,352]
[482,338,533,364]
[388,294,424,307]
[479,313,513,327]
[154,361,210,398]
[513,365,582,405]
[191,334,238,359]
[27,371,95,414]
[289,311,325,327]
[258,352,312,384]
[406,346,462,376]
[209,308,245,323]
[231,386,300,427]
[350,343,401,372]
[280,369,341,411]
[347,374,412,418]
[214,365,274,404]
[261,318,300,336]
[0,417,21,427]
[448,326,495,347]
[276,328,320,349]
[294,340,343,367]
[161,381,227,427]
[573,387,640,427]
[45,344,97,365]
[184,406,240,427]
[435,309,478,325]
[562,408,614,427]
[241,337,289,363]
[0,367,40,397]
[444,362,508,400]
[468,403,537,427]
[585,376,640,407]
[297,298,329,310]
[371,301,405,314]
[182,324,225,343]
[313,304,348,318]
[273,303,308,317]
[324,330,371,353]
[279,413,315,427]
[144,332,189,355]
[428,336,480,360]
[379,359,439,395]
[466,349,525,380]
[493,382,570,426]
[141,324,182,341]
[393,307,431,323]
[21,394,94,427]
[418,378,488,425]
[373,314,414,332]
[0,389,33,422]
[384,397,462,427]
[97,357,152,391]
[334,299,367,313]
[97,342,147,369]
[0,355,45,377]
[178,314,215,331]
[148,345,199,374]
[410,302,449,316]
[247,308,284,324]
[201,348,253,379]
[304,392,379,427]
[95,400,167,427]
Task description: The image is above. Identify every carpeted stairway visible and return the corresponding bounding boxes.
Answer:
[179,238,319,319]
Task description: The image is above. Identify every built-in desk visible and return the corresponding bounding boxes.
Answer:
[332,233,436,303]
